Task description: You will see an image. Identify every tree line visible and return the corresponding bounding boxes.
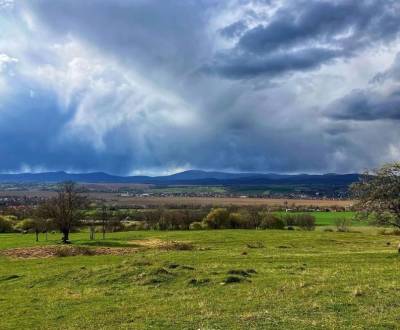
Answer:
[1,162,400,243]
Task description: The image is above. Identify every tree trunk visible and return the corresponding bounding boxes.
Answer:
[61,230,70,244]
[35,231,39,242]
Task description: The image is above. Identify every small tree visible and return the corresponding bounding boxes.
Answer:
[38,182,87,244]
[31,217,47,242]
[203,208,230,229]
[351,163,400,228]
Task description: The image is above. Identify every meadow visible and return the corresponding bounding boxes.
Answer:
[275,211,358,226]
[1,228,400,329]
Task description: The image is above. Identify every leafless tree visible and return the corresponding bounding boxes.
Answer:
[38,182,87,243]
[102,205,112,239]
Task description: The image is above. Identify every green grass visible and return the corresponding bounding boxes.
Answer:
[1,229,400,329]
[275,211,360,226]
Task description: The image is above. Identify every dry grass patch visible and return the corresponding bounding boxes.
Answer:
[0,246,137,259]
[130,238,194,251]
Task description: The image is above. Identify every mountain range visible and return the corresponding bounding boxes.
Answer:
[0,170,360,186]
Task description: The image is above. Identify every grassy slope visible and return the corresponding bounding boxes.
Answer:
[1,230,399,329]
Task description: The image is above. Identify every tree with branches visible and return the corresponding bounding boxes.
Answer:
[38,182,87,243]
[351,162,400,228]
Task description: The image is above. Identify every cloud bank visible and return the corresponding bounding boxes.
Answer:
[0,0,399,174]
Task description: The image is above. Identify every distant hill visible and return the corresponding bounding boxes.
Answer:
[0,170,360,186]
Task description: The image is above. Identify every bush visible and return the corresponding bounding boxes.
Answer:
[14,219,36,232]
[259,213,285,229]
[282,214,296,227]
[189,222,204,230]
[0,217,13,233]
[228,212,252,229]
[135,221,150,230]
[203,208,230,229]
[294,214,316,231]
[334,217,352,232]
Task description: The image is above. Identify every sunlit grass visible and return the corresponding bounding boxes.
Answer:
[1,229,399,329]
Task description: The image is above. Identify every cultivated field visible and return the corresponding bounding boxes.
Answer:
[0,188,352,208]
[109,196,353,208]
[1,229,399,329]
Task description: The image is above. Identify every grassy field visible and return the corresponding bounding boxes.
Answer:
[1,229,400,329]
[276,211,359,226]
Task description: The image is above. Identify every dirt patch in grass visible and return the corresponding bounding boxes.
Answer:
[130,239,194,251]
[0,246,138,259]
[1,238,194,259]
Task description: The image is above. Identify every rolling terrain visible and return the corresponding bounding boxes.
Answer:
[0,170,360,186]
[1,229,399,329]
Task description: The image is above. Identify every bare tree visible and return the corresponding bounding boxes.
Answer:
[38,182,87,243]
[99,204,111,239]
[351,162,400,228]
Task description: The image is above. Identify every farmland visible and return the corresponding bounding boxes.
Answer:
[112,196,352,208]
[1,229,400,329]
[0,186,352,208]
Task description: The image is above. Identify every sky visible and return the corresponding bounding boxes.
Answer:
[0,0,400,175]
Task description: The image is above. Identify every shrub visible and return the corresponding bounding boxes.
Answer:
[294,214,316,231]
[189,222,204,230]
[203,208,230,229]
[259,213,285,229]
[334,217,352,232]
[14,219,36,232]
[282,214,296,227]
[0,217,13,233]
[228,212,252,229]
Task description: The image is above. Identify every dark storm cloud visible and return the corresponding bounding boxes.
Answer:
[23,0,213,80]
[327,90,400,121]
[219,21,248,39]
[1,0,400,174]
[327,53,400,121]
[207,47,341,79]
[0,77,137,173]
[210,0,400,78]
